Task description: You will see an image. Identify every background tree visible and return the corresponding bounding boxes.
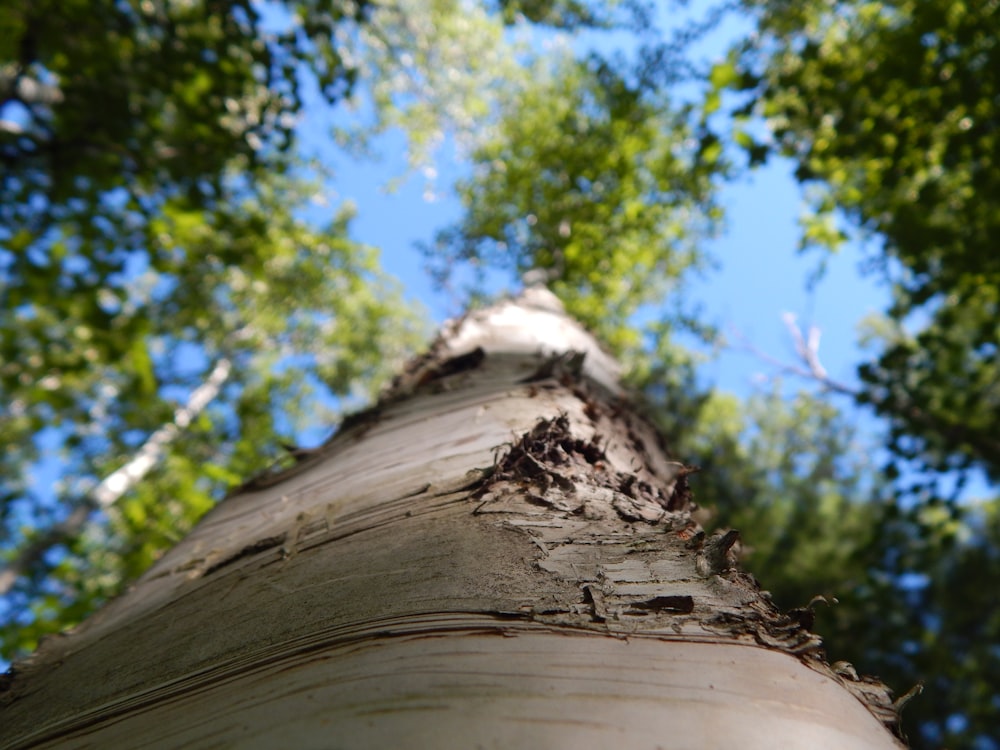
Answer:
[425,50,723,353]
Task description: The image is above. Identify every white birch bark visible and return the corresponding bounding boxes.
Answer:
[0,289,905,749]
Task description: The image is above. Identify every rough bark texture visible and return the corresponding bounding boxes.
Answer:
[0,288,905,748]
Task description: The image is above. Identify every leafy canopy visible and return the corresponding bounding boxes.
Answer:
[0,0,424,658]
[702,0,1000,745]
[719,0,1000,486]
[428,50,723,353]
[3,2,1000,749]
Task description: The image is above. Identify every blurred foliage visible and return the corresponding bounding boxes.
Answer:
[676,386,885,606]
[862,495,1000,750]
[712,0,1000,487]
[657,379,1000,750]
[1,0,369,257]
[426,51,724,352]
[493,0,607,27]
[694,1,1000,744]
[0,169,424,657]
[327,0,639,171]
[635,333,1000,749]
[0,0,434,660]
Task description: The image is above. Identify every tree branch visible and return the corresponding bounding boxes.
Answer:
[742,314,1000,475]
[735,313,859,398]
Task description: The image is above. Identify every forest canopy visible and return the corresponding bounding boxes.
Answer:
[1,1,998,748]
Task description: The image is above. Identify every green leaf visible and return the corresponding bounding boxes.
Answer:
[708,60,739,90]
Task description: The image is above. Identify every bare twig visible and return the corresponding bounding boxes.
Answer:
[735,313,858,398]
[740,314,1000,472]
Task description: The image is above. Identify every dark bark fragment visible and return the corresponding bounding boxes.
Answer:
[476,414,675,523]
[203,534,287,576]
[696,529,740,576]
[519,350,586,383]
[414,346,486,387]
[625,595,695,614]
[667,464,700,511]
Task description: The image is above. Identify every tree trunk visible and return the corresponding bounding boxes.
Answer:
[0,288,905,748]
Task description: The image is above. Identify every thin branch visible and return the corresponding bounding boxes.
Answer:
[0,358,233,596]
[740,315,1000,472]
[734,313,858,398]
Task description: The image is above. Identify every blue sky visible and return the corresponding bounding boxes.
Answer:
[291,2,892,407]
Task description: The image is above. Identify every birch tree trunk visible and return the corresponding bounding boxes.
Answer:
[0,288,905,749]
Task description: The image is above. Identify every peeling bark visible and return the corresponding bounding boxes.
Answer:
[0,289,906,749]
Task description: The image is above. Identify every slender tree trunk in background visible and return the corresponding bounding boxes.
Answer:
[0,289,905,749]
[0,357,233,597]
